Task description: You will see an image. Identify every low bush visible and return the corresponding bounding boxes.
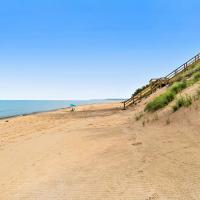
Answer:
[145,81,187,112]
[169,81,187,94]
[144,90,175,112]
[133,84,149,97]
[172,95,192,112]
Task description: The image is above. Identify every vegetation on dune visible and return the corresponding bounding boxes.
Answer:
[130,61,200,114]
[144,86,200,116]
[169,81,187,93]
[193,71,200,82]
[192,88,200,101]
[145,68,200,113]
[175,62,200,82]
[186,72,200,86]
[144,81,187,112]
[135,112,144,121]
[144,90,175,112]
[172,95,192,112]
[132,84,149,97]
[172,88,200,112]
[196,88,200,97]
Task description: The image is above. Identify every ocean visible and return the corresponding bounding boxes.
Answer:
[0,100,121,119]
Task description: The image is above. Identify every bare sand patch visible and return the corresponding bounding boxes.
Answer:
[0,100,200,199]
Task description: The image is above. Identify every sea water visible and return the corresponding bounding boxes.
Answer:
[0,100,121,119]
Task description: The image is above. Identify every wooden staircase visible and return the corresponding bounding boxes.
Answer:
[123,53,200,109]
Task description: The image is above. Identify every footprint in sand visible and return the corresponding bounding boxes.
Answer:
[146,193,159,200]
[132,142,142,146]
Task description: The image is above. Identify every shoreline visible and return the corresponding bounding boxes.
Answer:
[0,107,70,121]
[0,107,69,121]
[0,100,123,120]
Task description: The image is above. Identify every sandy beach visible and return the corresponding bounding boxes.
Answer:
[1,0,200,199]
[0,98,200,200]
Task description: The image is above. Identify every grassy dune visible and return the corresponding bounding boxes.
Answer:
[145,65,200,112]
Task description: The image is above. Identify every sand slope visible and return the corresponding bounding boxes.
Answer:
[0,97,200,200]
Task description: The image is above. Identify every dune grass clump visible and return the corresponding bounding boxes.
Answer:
[184,63,200,77]
[193,72,200,82]
[187,72,200,86]
[173,87,200,112]
[144,90,175,112]
[145,81,187,112]
[169,81,187,94]
[173,62,200,82]
[135,112,144,121]
[197,88,200,97]
[193,88,200,101]
[172,95,192,112]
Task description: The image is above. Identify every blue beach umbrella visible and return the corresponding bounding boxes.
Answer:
[70,104,76,111]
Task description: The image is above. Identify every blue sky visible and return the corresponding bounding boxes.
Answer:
[0,0,200,100]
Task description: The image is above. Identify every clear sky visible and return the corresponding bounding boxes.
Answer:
[0,0,200,100]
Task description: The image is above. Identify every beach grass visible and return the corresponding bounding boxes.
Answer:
[144,81,187,112]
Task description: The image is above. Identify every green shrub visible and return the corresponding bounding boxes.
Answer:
[172,96,192,112]
[169,81,187,94]
[144,81,187,112]
[145,90,175,112]
[133,84,149,96]
[183,96,192,107]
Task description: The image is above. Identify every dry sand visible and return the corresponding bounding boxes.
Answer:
[0,96,200,200]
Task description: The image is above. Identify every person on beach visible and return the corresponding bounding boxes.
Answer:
[70,104,76,112]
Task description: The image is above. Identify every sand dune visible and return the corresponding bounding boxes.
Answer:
[0,96,200,199]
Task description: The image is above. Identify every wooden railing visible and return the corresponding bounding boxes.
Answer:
[123,53,200,109]
[165,53,200,81]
